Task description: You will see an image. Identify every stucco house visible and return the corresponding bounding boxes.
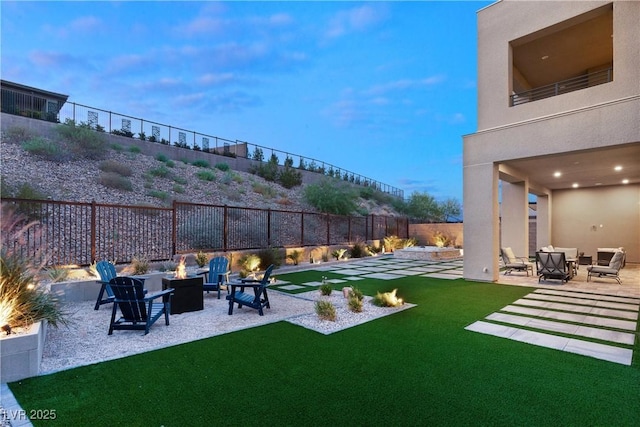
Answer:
[463,0,639,282]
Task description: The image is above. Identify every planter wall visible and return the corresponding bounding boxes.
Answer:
[0,320,47,383]
[50,272,167,303]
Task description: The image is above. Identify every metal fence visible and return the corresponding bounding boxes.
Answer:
[510,67,613,106]
[0,83,404,197]
[1,198,408,267]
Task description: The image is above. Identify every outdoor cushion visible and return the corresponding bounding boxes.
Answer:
[609,250,624,270]
[503,247,517,263]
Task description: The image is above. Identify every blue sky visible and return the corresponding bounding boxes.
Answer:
[1,1,492,202]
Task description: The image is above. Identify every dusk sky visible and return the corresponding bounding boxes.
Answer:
[1,1,492,202]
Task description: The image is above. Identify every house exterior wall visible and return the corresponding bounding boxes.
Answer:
[463,1,640,282]
[551,184,639,263]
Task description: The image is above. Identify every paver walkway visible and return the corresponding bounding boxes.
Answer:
[271,256,464,292]
[466,288,639,365]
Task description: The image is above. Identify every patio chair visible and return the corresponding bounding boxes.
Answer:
[536,251,571,283]
[108,276,174,335]
[94,260,118,310]
[203,256,230,299]
[227,264,274,316]
[587,249,625,284]
[500,247,533,276]
[94,260,147,310]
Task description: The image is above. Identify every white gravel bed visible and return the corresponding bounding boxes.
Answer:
[40,289,414,375]
[286,290,416,335]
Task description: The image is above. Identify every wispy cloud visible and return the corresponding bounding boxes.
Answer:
[324,4,387,40]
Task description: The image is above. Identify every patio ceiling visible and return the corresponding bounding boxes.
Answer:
[500,143,640,192]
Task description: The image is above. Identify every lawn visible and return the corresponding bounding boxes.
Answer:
[9,274,640,426]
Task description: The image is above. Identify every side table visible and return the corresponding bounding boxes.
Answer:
[578,255,592,265]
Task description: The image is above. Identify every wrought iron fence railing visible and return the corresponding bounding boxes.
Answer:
[1,198,408,267]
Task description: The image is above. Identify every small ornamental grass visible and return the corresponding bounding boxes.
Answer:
[195,251,208,268]
[315,300,336,321]
[347,296,363,313]
[319,281,333,296]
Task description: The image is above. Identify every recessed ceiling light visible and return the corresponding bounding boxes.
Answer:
[622,179,629,184]
[553,171,562,177]
[595,182,603,186]
[572,183,579,188]
[614,165,623,171]
[541,55,549,60]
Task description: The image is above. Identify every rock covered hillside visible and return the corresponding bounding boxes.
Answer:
[0,134,401,217]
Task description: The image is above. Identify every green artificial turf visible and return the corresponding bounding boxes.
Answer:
[9,276,640,426]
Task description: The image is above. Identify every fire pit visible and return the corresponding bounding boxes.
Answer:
[161,257,203,314]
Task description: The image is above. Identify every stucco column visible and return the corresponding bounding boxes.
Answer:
[463,162,499,282]
[501,181,529,258]
[536,194,551,250]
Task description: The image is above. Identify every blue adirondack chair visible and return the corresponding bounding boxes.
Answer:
[94,260,118,310]
[226,264,274,316]
[203,256,230,299]
[108,276,174,335]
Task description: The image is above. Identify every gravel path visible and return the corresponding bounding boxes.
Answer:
[41,289,415,375]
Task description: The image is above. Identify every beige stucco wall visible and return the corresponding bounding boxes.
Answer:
[551,184,639,263]
[477,0,640,130]
[409,223,464,247]
[463,1,640,282]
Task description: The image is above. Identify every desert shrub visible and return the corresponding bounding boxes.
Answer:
[130,256,150,275]
[372,289,402,307]
[215,162,230,171]
[156,153,169,162]
[315,300,336,321]
[55,119,107,160]
[320,281,333,296]
[173,176,188,185]
[196,170,217,182]
[22,137,68,161]
[192,159,210,168]
[350,242,367,258]
[128,146,141,154]
[238,253,261,276]
[195,251,208,268]
[286,250,302,266]
[349,286,364,301]
[347,296,363,313]
[99,160,133,176]
[98,172,133,191]
[0,205,68,329]
[256,247,282,269]
[111,144,123,151]
[252,182,276,198]
[3,126,32,144]
[367,242,383,255]
[303,179,358,215]
[15,183,46,201]
[149,165,171,178]
[47,266,70,283]
[173,184,185,194]
[331,248,347,260]
[148,190,169,201]
[220,171,234,185]
[278,166,302,189]
[383,235,404,252]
